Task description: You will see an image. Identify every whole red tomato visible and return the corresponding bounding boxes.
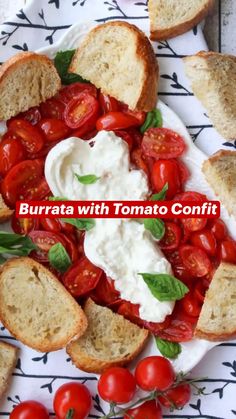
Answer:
[159,383,191,408]
[53,382,92,419]
[10,401,49,419]
[124,400,162,419]
[135,356,175,391]
[98,367,136,404]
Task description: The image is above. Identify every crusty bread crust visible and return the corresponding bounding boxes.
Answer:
[0,258,87,352]
[67,299,149,374]
[69,21,158,112]
[0,195,13,224]
[149,0,214,41]
[184,50,236,65]
[0,341,18,400]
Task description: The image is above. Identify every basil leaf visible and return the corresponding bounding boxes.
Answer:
[144,218,165,240]
[155,337,182,359]
[150,183,168,201]
[0,232,37,256]
[75,173,100,185]
[139,273,189,301]
[49,196,68,201]
[65,218,95,231]
[140,109,163,133]
[54,50,88,85]
[48,243,71,273]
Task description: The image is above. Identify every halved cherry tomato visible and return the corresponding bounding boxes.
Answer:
[64,93,100,130]
[40,98,65,120]
[40,218,62,233]
[174,191,208,232]
[30,142,59,159]
[117,302,143,326]
[159,384,191,408]
[63,257,103,297]
[218,239,236,264]
[58,82,97,104]
[60,233,78,263]
[59,220,75,235]
[8,106,42,126]
[159,222,182,250]
[29,230,67,262]
[177,159,190,184]
[96,112,138,131]
[8,119,45,154]
[0,134,26,176]
[11,215,39,235]
[99,92,120,113]
[115,130,134,150]
[164,250,193,284]
[37,118,71,142]
[152,159,182,199]
[210,219,228,241]
[1,159,50,207]
[128,127,143,147]
[142,128,186,159]
[93,274,120,306]
[180,291,202,317]
[157,318,193,342]
[131,148,148,174]
[125,400,162,419]
[194,280,208,303]
[120,103,146,125]
[191,229,217,256]
[180,245,212,277]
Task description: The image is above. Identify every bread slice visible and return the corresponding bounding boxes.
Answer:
[0,52,61,121]
[0,258,87,352]
[202,150,236,217]
[0,341,18,400]
[66,299,149,373]
[149,0,214,41]
[184,51,236,139]
[0,195,13,224]
[69,21,158,112]
[195,263,236,341]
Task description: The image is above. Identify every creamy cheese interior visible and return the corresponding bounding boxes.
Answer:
[45,130,174,322]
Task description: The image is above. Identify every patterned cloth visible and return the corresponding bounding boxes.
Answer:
[0,1,236,418]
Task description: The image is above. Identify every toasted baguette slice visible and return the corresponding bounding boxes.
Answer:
[149,0,214,41]
[202,150,236,217]
[0,195,13,224]
[0,341,18,400]
[0,52,61,121]
[69,21,158,112]
[0,258,87,352]
[184,51,236,139]
[195,263,236,341]
[67,299,149,373]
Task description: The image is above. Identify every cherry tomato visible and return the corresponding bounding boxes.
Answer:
[8,119,45,154]
[131,148,148,174]
[30,142,59,159]
[152,159,182,199]
[135,356,175,391]
[10,401,49,419]
[53,382,92,419]
[159,384,191,408]
[218,240,236,263]
[175,191,207,201]
[180,291,202,317]
[191,229,217,256]
[99,92,120,113]
[37,118,71,142]
[210,219,228,241]
[93,274,120,306]
[98,367,136,404]
[124,400,162,419]
[63,256,102,297]
[58,82,97,104]
[40,98,65,120]
[157,318,194,342]
[0,134,25,176]
[177,159,190,184]
[159,222,182,250]
[120,103,146,125]
[128,127,143,147]
[194,280,208,303]
[11,215,39,235]
[142,128,185,159]
[115,130,134,150]
[28,230,66,262]
[165,250,193,283]
[117,301,143,326]
[180,245,212,277]
[8,107,42,126]
[182,217,207,233]
[96,112,138,131]
[60,233,79,263]
[40,218,62,233]
[1,159,50,207]
[64,93,100,130]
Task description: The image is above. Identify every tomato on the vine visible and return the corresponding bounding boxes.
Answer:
[53,382,92,419]
[124,400,162,419]
[10,401,49,419]
[135,356,175,391]
[159,383,191,408]
[98,367,136,404]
